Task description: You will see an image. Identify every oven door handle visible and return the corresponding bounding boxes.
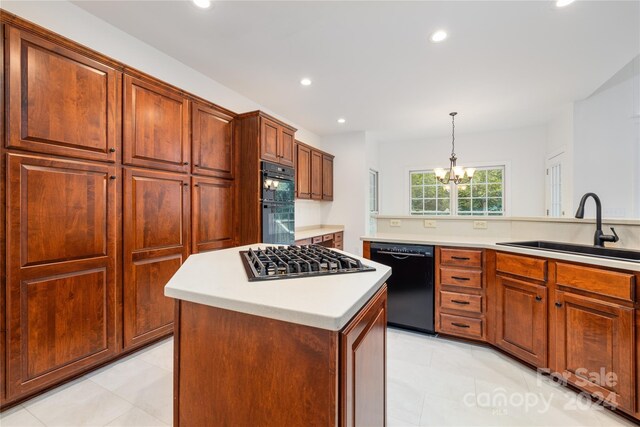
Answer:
[375,250,426,258]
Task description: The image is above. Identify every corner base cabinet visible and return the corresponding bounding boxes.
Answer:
[173,285,387,426]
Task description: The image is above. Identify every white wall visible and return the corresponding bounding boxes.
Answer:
[573,56,640,219]
[378,125,547,217]
[2,0,325,227]
[320,132,369,255]
[545,104,574,216]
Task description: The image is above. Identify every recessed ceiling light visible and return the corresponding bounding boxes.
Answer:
[193,0,211,9]
[337,118,346,124]
[300,78,312,86]
[556,0,576,7]
[430,30,448,43]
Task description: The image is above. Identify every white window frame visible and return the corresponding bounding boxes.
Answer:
[369,169,379,214]
[405,161,511,216]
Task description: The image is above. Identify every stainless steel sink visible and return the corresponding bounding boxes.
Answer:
[496,241,640,262]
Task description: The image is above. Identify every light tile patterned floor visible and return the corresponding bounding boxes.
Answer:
[1,329,637,426]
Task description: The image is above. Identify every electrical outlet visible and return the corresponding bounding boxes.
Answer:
[390,219,402,227]
[424,220,437,228]
[473,221,488,230]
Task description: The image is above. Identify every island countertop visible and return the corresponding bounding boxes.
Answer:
[164,244,391,331]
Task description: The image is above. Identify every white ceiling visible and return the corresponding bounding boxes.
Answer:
[73,0,639,141]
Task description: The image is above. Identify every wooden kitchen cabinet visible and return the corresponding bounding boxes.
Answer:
[495,276,547,367]
[5,26,119,162]
[340,284,387,427]
[322,154,334,200]
[192,176,237,252]
[5,153,118,401]
[295,142,311,198]
[311,149,323,200]
[553,290,634,412]
[258,115,295,167]
[123,75,190,173]
[123,168,190,349]
[191,101,235,179]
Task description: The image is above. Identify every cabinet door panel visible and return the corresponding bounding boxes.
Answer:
[19,164,108,266]
[555,291,634,412]
[193,177,236,252]
[260,118,279,163]
[311,150,323,200]
[341,286,387,427]
[192,102,234,179]
[7,154,117,399]
[24,269,108,379]
[123,168,189,349]
[123,75,189,172]
[322,155,333,200]
[296,144,311,199]
[6,27,118,162]
[279,128,295,167]
[496,276,547,367]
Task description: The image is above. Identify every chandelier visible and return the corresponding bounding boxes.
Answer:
[434,112,475,185]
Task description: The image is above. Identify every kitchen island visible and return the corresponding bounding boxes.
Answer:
[164,244,391,427]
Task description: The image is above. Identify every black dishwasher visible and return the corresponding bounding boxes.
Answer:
[370,242,435,334]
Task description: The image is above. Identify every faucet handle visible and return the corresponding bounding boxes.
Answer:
[610,227,619,243]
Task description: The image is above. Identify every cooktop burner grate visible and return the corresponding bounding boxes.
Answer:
[240,245,376,281]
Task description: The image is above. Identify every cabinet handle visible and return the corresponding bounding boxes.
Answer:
[183,183,189,187]
[194,164,199,167]
[109,175,116,180]
[451,322,470,329]
[451,256,470,261]
[183,162,189,165]
[194,184,199,187]
[535,296,543,302]
[451,300,470,305]
[109,147,116,152]
[555,302,562,308]
[451,276,470,281]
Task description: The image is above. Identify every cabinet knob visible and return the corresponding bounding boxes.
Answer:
[109,147,116,152]
[109,175,116,180]
[184,162,189,165]
[535,296,542,302]
[183,183,189,187]
[194,184,199,187]
[555,302,562,308]
[194,164,199,167]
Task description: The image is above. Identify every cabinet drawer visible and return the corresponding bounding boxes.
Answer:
[335,242,344,250]
[440,267,482,289]
[334,232,343,242]
[556,263,635,302]
[440,248,482,268]
[440,291,482,314]
[323,233,334,242]
[312,236,323,244]
[439,314,484,340]
[496,252,547,282]
[295,238,312,246]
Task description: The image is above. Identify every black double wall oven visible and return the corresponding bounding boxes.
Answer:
[261,161,295,245]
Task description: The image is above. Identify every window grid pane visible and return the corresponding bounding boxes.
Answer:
[457,167,504,216]
[410,171,451,215]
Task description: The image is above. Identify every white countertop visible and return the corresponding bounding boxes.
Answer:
[295,225,344,241]
[361,233,640,272]
[164,244,391,331]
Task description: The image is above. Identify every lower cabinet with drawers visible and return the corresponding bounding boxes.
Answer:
[295,231,343,250]
[434,245,639,418]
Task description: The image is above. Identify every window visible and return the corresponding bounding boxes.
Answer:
[410,166,505,216]
[369,169,379,213]
[410,171,451,215]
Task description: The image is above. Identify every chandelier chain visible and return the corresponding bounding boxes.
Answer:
[451,113,455,156]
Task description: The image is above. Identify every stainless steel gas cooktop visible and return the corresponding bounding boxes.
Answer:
[240,245,376,281]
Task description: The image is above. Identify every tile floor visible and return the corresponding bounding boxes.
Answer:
[1,328,637,427]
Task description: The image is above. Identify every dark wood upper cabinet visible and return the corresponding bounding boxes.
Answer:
[311,149,323,200]
[296,143,311,199]
[123,75,189,172]
[322,154,334,201]
[123,168,190,349]
[192,176,237,253]
[5,153,118,400]
[260,117,280,163]
[6,27,119,162]
[279,128,295,167]
[553,290,634,412]
[191,101,235,179]
[495,275,547,368]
